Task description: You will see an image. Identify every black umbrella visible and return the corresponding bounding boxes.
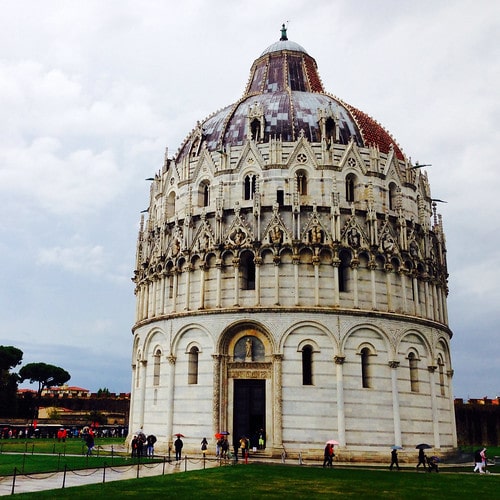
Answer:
[415,443,432,450]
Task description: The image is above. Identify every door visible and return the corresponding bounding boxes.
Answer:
[233,379,265,449]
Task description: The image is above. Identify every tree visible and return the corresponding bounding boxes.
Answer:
[19,362,71,397]
[19,362,70,419]
[0,346,23,417]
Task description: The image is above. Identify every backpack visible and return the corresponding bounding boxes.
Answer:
[474,450,482,462]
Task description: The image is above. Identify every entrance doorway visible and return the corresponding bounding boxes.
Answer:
[233,379,266,449]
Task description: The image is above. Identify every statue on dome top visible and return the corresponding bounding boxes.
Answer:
[280,23,288,41]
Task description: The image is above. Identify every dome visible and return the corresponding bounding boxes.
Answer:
[177,27,403,162]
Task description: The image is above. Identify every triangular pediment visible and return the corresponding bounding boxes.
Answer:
[223,203,255,249]
[378,217,401,256]
[192,147,217,182]
[286,131,318,169]
[338,141,367,174]
[262,205,293,247]
[341,213,369,250]
[234,140,266,172]
[301,205,332,245]
[191,213,216,254]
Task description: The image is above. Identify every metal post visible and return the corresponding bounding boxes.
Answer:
[103,464,106,484]
[11,467,17,495]
[62,465,67,489]
[184,455,187,472]
[162,456,166,475]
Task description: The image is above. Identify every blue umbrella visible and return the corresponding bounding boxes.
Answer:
[391,445,403,450]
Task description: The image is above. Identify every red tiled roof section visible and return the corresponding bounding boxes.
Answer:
[347,104,404,160]
[304,56,324,92]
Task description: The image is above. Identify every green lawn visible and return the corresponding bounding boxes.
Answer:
[10,463,500,499]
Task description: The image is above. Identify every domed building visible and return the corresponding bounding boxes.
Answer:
[129,26,456,460]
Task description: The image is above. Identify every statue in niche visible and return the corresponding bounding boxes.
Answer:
[231,228,246,246]
[347,227,360,248]
[172,238,180,257]
[382,233,395,254]
[245,338,253,360]
[270,225,283,245]
[310,225,322,244]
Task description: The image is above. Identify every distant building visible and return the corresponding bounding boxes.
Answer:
[129,27,456,460]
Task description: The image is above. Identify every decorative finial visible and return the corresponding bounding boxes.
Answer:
[280,23,288,41]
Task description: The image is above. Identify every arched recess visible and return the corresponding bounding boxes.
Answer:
[217,321,276,451]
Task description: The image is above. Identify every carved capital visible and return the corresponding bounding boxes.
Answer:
[427,365,437,373]
[388,360,399,369]
[334,355,345,365]
[167,355,176,365]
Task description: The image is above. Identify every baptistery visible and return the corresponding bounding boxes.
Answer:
[129,27,456,460]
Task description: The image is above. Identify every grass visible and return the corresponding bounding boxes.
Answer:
[9,463,500,499]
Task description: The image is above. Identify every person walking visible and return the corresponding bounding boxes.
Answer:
[389,448,400,470]
[416,448,427,470]
[323,444,334,467]
[473,448,484,473]
[174,436,183,461]
[201,437,208,456]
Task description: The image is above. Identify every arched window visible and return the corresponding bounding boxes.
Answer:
[250,118,261,141]
[296,170,307,195]
[166,191,176,219]
[345,174,356,203]
[153,349,161,386]
[302,345,313,385]
[240,251,255,290]
[244,175,256,200]
[188,346,199,385]
[325,117,335,141]
[198,181,210,207]
[361,347,372,388]
[388,182,398,211]
[408,352,419,392]
[438,358,445,396]
[276,189,284,206]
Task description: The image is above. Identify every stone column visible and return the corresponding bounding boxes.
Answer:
[428,365,440,448]
[233,258,240,307]
[185,264,192,310]
[172,271,178,313]
[351,260,359,308]
[389,361,402,447]
[254,257,262,306]
[293,257,300,306]
[332,260,340,307]
[369,263,377,310]
[212,355,222,436]
[313,257,320,306]
[412,274,420,316]
[385,263,393,312]
[199,264,206,309]
[334,356,346,446]
[160,275,166,315]
[138,359,148,430]
[274,256,280,305]
[273,354,283,450]
[400,270,408,313]
[166,355,176,449]
[216,259,222,308]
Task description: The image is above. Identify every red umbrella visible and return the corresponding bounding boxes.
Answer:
[215,433,223,439]
[326,439,339,445]
[174,433,185,437]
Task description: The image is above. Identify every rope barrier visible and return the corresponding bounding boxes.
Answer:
[69,468,100,477]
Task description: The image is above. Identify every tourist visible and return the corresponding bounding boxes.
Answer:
[174,436,183,461]
[389,449,400,470]
[323,444,334,467]
[473,448,484,473]
[201,437,208,456]
[416,448,427,470]
[146,434,157,457]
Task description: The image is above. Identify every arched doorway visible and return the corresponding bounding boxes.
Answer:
[221,326,275,453]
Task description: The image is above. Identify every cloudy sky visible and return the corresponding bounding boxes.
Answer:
[1,0,499,399]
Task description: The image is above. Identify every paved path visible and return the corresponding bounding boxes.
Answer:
[0,456,219,496]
